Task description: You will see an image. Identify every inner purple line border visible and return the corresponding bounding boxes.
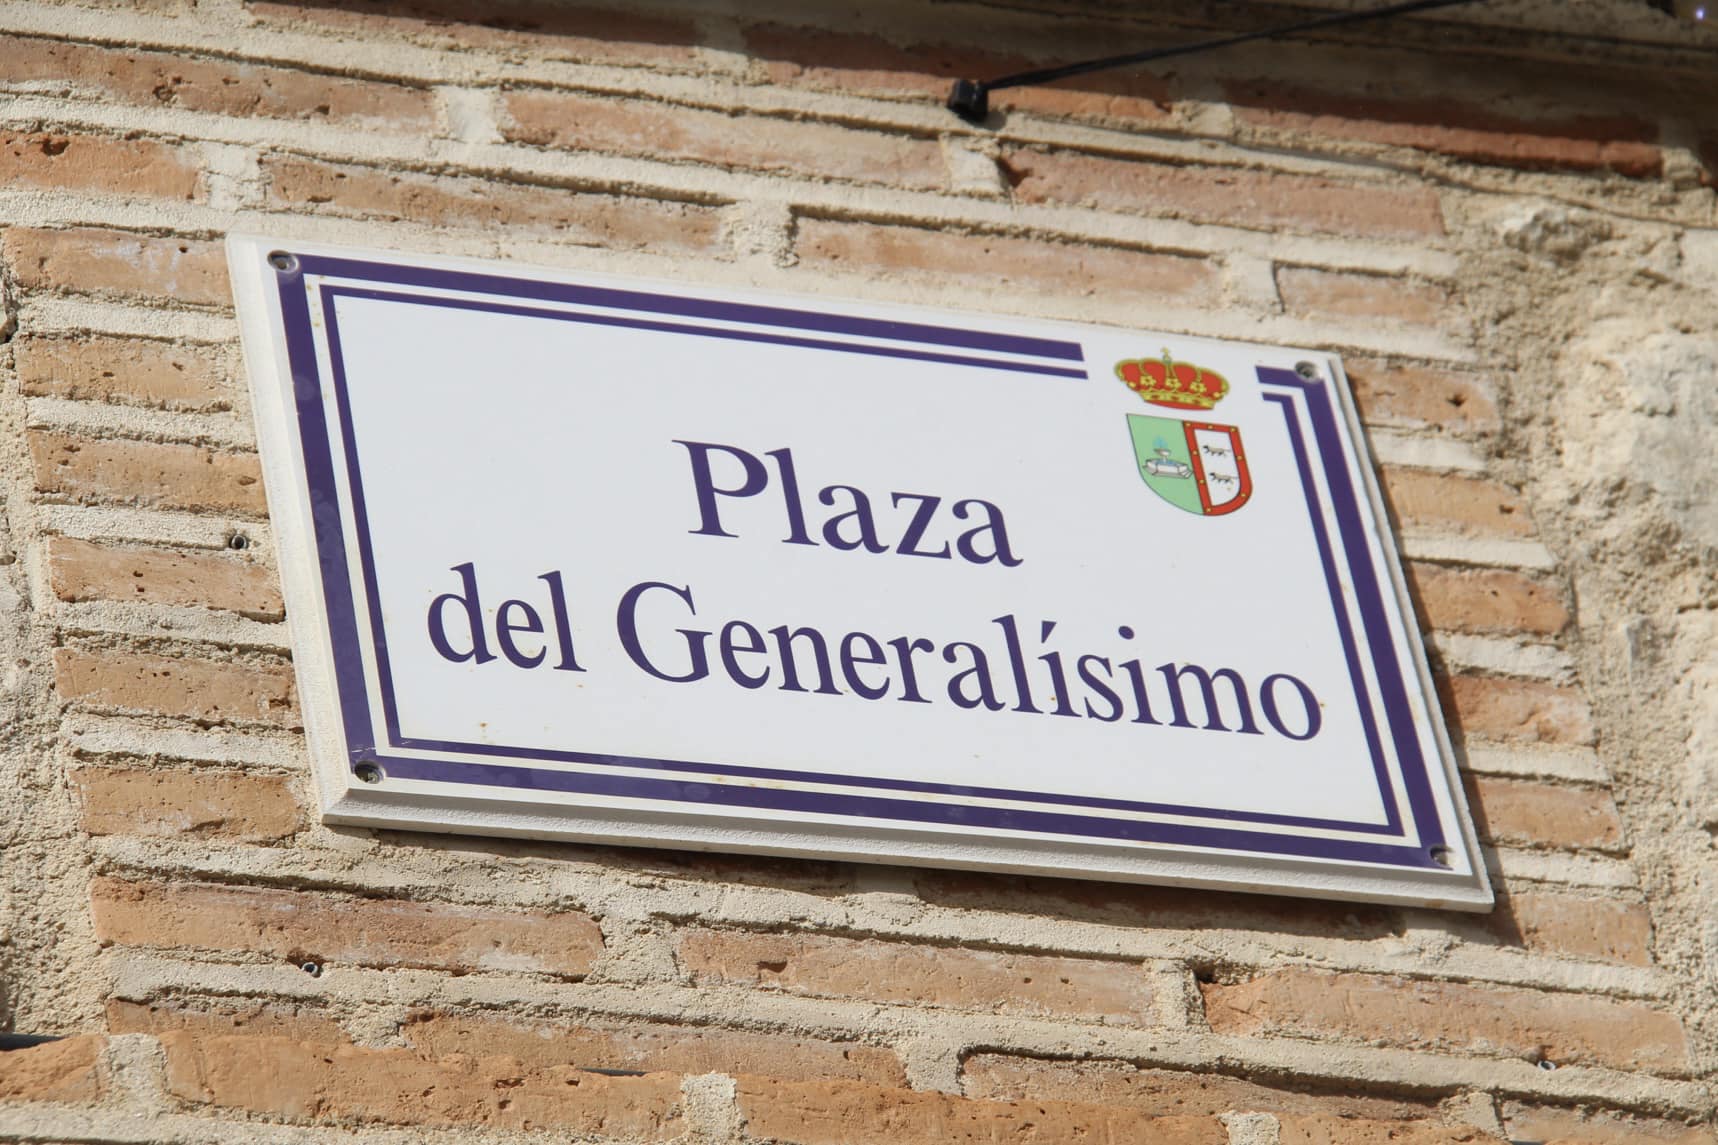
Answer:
[277,254,1450,871]
[327,285,1088,380]
[320,288,1400,834]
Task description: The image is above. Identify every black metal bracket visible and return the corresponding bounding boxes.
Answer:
[947,0,1489,124]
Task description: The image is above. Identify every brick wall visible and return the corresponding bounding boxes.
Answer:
[1,1,1714,1142]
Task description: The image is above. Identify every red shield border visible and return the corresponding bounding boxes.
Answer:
[1183,421,1252,516]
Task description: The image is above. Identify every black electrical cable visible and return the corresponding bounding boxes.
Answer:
[947,0,1490,123]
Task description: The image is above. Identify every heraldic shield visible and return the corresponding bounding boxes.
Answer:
[1127,415,1252,516]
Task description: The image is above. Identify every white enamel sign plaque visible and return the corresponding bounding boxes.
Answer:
[231,236,1490,909]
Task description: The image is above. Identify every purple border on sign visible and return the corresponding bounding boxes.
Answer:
[317,285,1404,837]
[275,253,1449,870]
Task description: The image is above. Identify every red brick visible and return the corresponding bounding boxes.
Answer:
[405,1012,906,1087]
[108,997,344,1042]
[1405,563,1568,636]
[29,431,266,515]
[744,22,1173,124]
[741,1076,1221,1144]
[73,766,302,842]
[60,0,197,12]
[1466,776,1624,851]
[1227,82,1662,177]
[14,334,231,411]
[916,870,1400,943]
[5,228,229,306]
[0,1035,105,1103]
[679,928,1154,1023]
[249,0,701,67]
[1379,468,1535,538]
[53,647,297,726]
[161,1031,683,1134]
[1280,1116,1499,1144]
[90,877,604,977]
[796,217,1217,301]
[1277,266,1451,328]
[1201,969,1688,1073]
[1001,148,1444,239]
[502,90,947,190]
[1499,1102,1714,1145]
[1440,674,1595,746]
[265,156,724,253]
[1470,891,1654,966]
[0,37,434,128]
[48,536,283,620]
[962,1053,1436,1122]
[1342,358,1498,434]
[0,133,199,200]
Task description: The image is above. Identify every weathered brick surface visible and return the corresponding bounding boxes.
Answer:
[73,766,302,842]
[1201,969,1688,1073]
[250,0,702,67]
[1499,1102,1715,1144]
[14,334,231,410]
[161,1031,684,1134]
[680,928,1154,1023]
[0,3,1701,1137]
[1279,1115,1498,1144]
[48,536,283,620]
[0,133,200,200]
[1227,82,1662,176]
[1378,469,1536,538]
[30,432,266,515]
[1478,891,1654,965]
[1466,776,1625,851]
[1001,148,1444,239]
[796,217,1218,300]
[961,1054,1435,1121]
[5,228,228,306]
[109,998,345,1042]
[265,156,726,251]
[743,22,1174,123]
[1277,266,1452,327]
[0,37,434,127]
[404,1012,907,1086]
[82,0,196,10]
[1405,562,1569,636]
[503,91,948,190]
[1343,358,1499,434]
[0,1035,106,1103]
[90,878,605,977]
[54,647,297,726]
[736,1076,1224,1145]
[1439,673,1596,746]
[916,870,1400,943]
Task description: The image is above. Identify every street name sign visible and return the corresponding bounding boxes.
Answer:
[230,236,1491,910]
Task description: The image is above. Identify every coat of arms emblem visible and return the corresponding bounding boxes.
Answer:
[1116,349,1252,517]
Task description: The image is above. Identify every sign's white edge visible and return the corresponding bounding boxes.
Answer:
[227,233,1493,912]
[229,239,355,829]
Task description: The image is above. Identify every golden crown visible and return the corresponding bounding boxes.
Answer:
[1115,349,1230,411]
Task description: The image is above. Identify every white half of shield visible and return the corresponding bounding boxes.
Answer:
[1192,426,1246,512]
